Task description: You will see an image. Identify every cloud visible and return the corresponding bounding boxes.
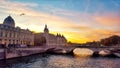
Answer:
[0,0,38,8]
[94,13,120,26]
[0,0,96,29]
[0,0,120,43]
[63,28,120,43]
[0,0,94,32]
[0,0,39,15]
[84,29,120,41]
[51,28,120,43]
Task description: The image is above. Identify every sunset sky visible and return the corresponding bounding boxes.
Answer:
[0,0,120,43]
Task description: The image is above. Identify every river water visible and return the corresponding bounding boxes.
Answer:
[0,53,119,68]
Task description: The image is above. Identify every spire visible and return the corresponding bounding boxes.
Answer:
[45,24,47,28]
[62,35,65,38]
[56,33,59,37]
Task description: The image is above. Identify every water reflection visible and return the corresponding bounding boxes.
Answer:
[73,48,93,57]
[73,58,92,68]
[0,52,119,68]
[47,55,73,68]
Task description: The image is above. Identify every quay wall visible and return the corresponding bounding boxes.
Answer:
[0,46,120,60]
[0,49,5,60]
[0,47,47,60]
[6,48,46,59]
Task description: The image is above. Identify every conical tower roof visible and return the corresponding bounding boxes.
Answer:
[3,15,15,27]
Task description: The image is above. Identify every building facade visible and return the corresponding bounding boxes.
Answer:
[34,25,67,46]
[0,16,34,47]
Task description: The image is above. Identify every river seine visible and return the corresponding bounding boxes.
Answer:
[0,54,120,68]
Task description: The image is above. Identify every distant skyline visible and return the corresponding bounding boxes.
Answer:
[0,0,120,43]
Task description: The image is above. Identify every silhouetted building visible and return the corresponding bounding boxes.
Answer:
[0,15,34,47]
[34,25,67,46]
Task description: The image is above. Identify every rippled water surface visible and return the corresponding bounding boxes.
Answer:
[0,54,120,68]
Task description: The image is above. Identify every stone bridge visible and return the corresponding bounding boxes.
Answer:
[0,46,120,59]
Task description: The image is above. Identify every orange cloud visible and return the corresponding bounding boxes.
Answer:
[94,13,120,26]
[51,31,92,43]
[57,29,120,43]
[85,29,120,41]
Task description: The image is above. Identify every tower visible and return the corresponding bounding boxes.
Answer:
[44,24,49,34]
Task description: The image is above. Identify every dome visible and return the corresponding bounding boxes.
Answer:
[3,15,15,27]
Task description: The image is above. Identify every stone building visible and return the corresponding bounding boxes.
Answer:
[34,25,67,46]
[0,15,34,47]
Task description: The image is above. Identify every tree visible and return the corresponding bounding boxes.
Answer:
[100,35,120,46]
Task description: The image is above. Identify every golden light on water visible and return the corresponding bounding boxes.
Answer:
[73,48,94,57]
[48,55,73,68]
